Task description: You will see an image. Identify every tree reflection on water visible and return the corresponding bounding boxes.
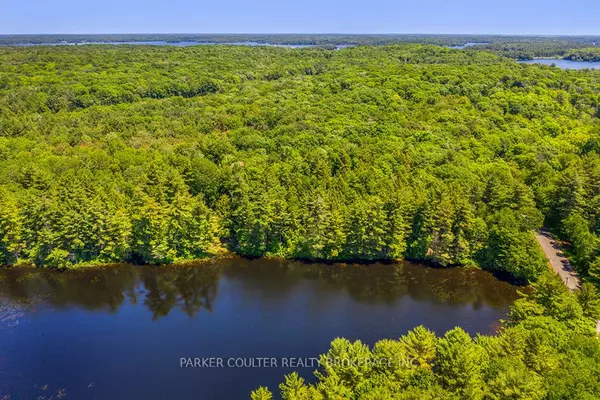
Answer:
[0,258,523,320]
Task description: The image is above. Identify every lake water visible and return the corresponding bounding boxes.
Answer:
[0,259,522,399]
[448,42,489,49]
[519,59,600,70]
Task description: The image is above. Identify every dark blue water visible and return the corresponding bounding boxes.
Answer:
[519,59,600,70]
[0,259,521,399]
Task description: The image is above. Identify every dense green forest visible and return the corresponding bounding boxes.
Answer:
[565,48,600,62]
[0,44,599,284]
[251,272,600,400]
[464,41,598,60]
[2,33,497,46]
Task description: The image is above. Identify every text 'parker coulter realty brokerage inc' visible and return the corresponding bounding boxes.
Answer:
[180,357,418,369]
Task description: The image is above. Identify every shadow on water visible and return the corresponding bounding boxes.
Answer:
[220,259,523,308]
[0,263,222,319]
[0,258,523,319]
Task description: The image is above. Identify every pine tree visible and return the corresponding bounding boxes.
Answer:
[436,327,488,400]
[0,189,23,265]
[250,386,273,400]
[398,326,437,371]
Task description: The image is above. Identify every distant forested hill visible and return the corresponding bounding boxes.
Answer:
[565,47,600,62]
[0,44,599,284]
[1,33,599,55]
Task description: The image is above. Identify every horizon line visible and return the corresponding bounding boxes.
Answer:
[1,32,600,37]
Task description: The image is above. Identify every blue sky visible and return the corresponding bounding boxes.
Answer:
[1,0,598,35]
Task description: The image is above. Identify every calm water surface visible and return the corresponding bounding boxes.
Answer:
[0,259,522,399]
[519,59,600,70]
[448,42,489,49]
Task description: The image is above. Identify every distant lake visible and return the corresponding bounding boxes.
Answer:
[519,59,600,70]
[0,259,522,400]
[8,41,352,49]
[448,42,489,49]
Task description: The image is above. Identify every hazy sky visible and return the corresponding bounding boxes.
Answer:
[1,0,598,35]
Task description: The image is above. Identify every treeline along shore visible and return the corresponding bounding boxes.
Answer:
[0,44,599,287]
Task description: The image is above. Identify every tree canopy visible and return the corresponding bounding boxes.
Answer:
[0,44,599,284]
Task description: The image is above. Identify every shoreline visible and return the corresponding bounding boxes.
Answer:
[0,253,528,288]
